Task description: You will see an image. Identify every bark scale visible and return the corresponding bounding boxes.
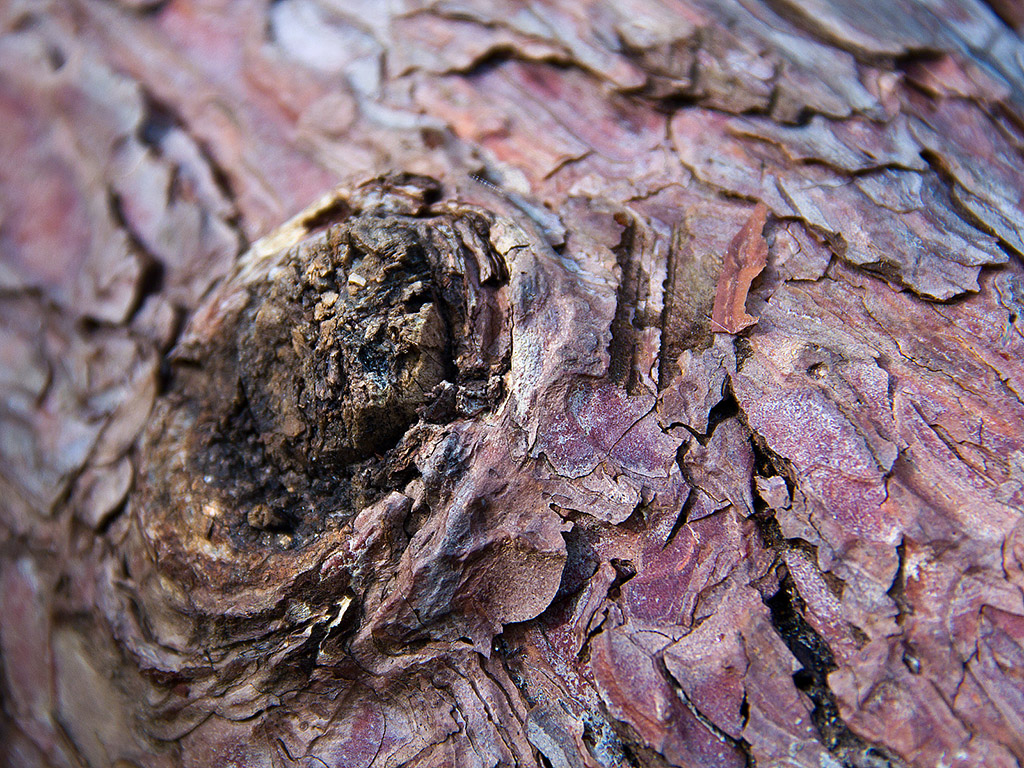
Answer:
[2,1,1024,767]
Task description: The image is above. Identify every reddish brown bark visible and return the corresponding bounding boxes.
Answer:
[711,202,769,334]
[3,1,1024,767]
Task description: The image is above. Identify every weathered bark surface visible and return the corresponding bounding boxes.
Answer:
[3,1,1024,767]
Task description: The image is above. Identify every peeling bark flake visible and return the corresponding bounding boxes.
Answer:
[711,202,769,335]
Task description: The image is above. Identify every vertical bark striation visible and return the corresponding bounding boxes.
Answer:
[2,1,1024,767]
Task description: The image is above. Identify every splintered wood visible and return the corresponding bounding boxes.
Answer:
[712,202,769,334]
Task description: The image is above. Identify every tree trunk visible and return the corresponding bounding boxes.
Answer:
[3,1,1024,766]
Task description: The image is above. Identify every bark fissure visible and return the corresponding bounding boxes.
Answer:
[5,1,1024,766]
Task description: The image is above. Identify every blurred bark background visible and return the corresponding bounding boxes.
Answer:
[3,1,1024,767]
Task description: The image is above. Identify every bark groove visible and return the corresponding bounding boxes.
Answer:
[2,1,1024,767]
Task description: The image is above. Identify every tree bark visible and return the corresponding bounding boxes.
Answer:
[2,1,1024,767]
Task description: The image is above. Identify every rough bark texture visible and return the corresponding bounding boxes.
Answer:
[2,1,1024,767]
